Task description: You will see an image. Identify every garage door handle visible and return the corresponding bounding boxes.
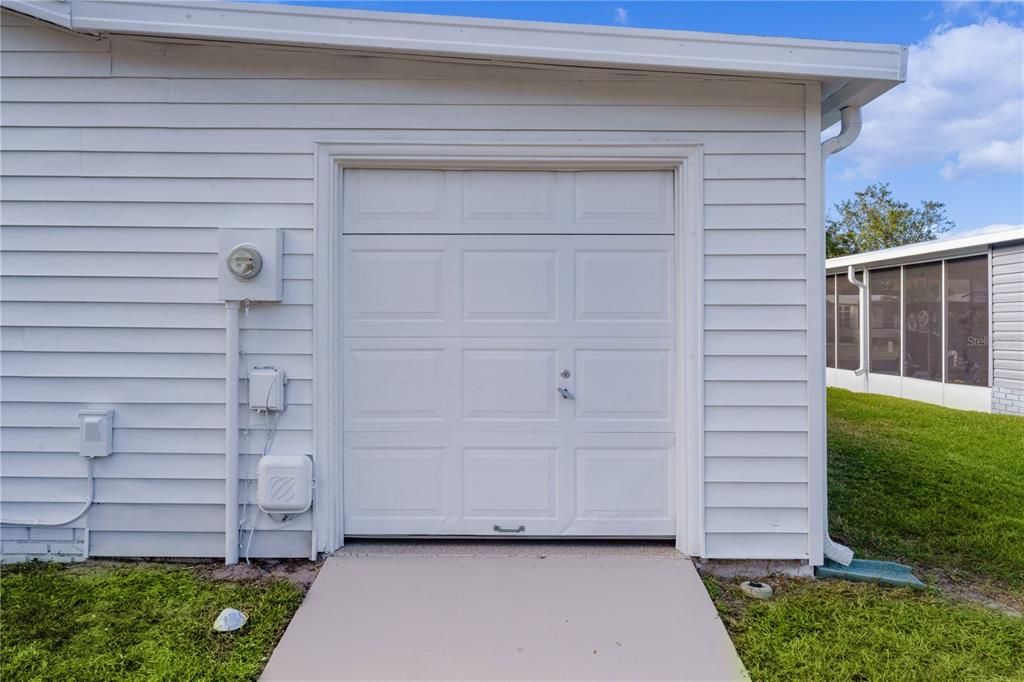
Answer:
[557,387,575,400]
[493,524,526,533]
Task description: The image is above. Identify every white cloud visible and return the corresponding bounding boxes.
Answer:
[948,223,1024,237]
[941,137,1024,178]
[613,7,629,25]
[832,19,1024,180]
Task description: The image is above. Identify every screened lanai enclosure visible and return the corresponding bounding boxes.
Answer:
[826,230,1024,415]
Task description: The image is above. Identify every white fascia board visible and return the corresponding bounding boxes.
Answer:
[826,228,1024,272]
[2,0,71,28]
[4,0,906,123]
[72,1,907,79]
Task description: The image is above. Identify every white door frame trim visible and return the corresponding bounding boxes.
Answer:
[313,141,705,556]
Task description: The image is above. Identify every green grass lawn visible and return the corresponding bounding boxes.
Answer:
[827,388,1024,591]
[708,389,1024,682]
[0,562,303,681]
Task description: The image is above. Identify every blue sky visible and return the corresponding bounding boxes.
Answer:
[267,1,1022,235]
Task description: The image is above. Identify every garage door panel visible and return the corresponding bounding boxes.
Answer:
[343,235,672,338]
[345,446,446,519]
[344,344,448,427]
[346,248,445,321]
[574,170,674,226]
[344,432,672,536]
[461,170,566,227]
[461,249,558,322]
[461,348,559,421]
[344,169,454,231]
[343,169,674,235]
[576,447,671,516]
[462,447,558,519]
[574,347,673,426]
[575,250,672,322]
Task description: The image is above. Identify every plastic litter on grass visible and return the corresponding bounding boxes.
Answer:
[816,558,926,589]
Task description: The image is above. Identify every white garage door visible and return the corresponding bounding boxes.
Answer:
[342,169,676,536]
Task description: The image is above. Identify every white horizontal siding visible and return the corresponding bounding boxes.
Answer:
[0,102,806,130]
[1,127,807,155]
[993,244,1024,389]
[705,457,808,483]
[705,431,808,457]
[87,530,311,559]
[0,11,811,561]
[704,331,808,356]
[705,381,807,406]
[704,533,807,559]
[0,377,315,405]
[0,151,314,178]
[2,402,312,430]
[2,452,300,481]
[1,327,311,354]
[0,427,310,455]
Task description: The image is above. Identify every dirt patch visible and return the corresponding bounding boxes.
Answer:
[63,557,323,591]
[195,558,323,591]
[927,569,1023,618]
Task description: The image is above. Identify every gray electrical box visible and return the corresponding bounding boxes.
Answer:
[249,367,285,412]
[217,229,282,302]
[79,409,113,457]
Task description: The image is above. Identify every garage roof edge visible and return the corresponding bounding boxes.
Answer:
[3,0,907,127]
[826,228,1024,272]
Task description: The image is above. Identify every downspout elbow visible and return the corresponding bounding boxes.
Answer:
[821,106,863,159]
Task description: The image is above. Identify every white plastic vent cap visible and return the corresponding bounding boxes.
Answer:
[256,456,313,514]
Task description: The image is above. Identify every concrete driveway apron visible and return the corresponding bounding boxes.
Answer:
[261,542,746,681]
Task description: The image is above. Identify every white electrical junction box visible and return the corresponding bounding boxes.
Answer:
[249,367,285,412]
[79,409,113,457]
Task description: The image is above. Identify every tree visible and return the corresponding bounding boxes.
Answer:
[825,182,954,258]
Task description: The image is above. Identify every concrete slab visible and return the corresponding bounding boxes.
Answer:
[262,542,745,681]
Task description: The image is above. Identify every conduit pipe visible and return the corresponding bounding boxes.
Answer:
[820,106,862,567]
[0,458,95,527]
[847,266,868,376]
[225,301,241,565]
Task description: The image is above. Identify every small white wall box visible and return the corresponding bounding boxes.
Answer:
[79,409,113,457]
[249,367,285,412]
[257,456,313,514]
[217,228,282,302]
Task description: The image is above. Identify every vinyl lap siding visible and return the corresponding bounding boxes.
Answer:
[0,11,811,560]
[992,244,1024,396]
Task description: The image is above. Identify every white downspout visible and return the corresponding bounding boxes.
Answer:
[820,106,862,566]
[225,301,241,565]
[847,266,868,376]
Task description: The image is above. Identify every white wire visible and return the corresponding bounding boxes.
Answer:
[238,348,252,559]
[244,370,283,565]
[1,457,95,527]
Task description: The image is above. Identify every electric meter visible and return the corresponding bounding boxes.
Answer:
[226,244,263,280]
[218,229,281,301]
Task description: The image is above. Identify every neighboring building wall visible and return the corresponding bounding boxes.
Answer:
[0,11,815,560]
[992,243,1024,415]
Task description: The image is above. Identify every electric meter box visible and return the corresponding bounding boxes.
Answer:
[257,456,313,514]
[218,228,282,302]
